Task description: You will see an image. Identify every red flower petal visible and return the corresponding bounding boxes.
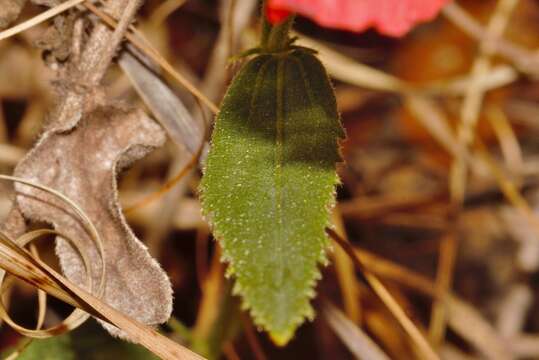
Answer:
[266,6,292,24]
[267,0,451,37]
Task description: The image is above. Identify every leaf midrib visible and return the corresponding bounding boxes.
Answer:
[274,58,286,286]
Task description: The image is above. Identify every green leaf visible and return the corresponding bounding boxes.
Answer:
[70,321,159,360]
[4,323,160,360]
[5,335,75,360]
[200,48,344,345]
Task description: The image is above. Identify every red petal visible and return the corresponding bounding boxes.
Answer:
[266,5,292,24]
[267,0,451,37]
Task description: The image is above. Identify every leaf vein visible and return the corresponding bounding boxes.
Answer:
[274,58,286,286]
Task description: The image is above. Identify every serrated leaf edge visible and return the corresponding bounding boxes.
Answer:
[200,51,345,345]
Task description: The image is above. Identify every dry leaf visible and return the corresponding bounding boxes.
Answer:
[7,101,173,336]
[0,208,204,359]
[34,11,77,66]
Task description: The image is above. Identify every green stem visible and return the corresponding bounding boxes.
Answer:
[260,0,295,53]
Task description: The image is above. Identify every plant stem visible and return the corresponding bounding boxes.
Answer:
[53,0,143,131]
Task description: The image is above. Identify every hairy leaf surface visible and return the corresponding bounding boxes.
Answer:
[200,48,344,344]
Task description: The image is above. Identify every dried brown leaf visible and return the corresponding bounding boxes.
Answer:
[0,200,204,359]
[7,101,173,336]
[34,12,77,66]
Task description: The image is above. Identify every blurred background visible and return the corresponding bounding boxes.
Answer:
[2,0,539,358]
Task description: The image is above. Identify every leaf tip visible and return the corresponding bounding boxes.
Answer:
[269,330,295,347]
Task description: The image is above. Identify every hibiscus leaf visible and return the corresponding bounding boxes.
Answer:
[200,43,343,344]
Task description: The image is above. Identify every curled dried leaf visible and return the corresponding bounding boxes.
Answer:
[0,229,94,339]
[7,101,173,336]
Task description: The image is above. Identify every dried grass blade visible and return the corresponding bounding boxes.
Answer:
[323,302,390,360]
[363,272,439,360]
[450,0,518,204]
[83,1,219,114]
[123,151,201,213]
[428,233,457,345]
[0,241,205,360]
[404,95,462,158]
[0,239,205,359]
[476,140,539,236]
[0,241,91,339]
[193,249,224,340]
[0,233,79,308]
[29,244,47,330]
[331,210,361,323]
[424,65,517,96]
[120,49,204,155]
[351,246,514,359]
[239,312,267,360]
[509,335,539,358]
[486,105,523,173]
[0,175,205,359]
[118,51,207,212]
[442,2,538,75]
[37,258,206,360]
[353,247,437,296]
[295,35,516,99]
[0,174,106,293]
[0,0,85,41]
[446,297,513,360]
[295,35,410,93]
[327,229,440,360]
[200,0,257,102]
